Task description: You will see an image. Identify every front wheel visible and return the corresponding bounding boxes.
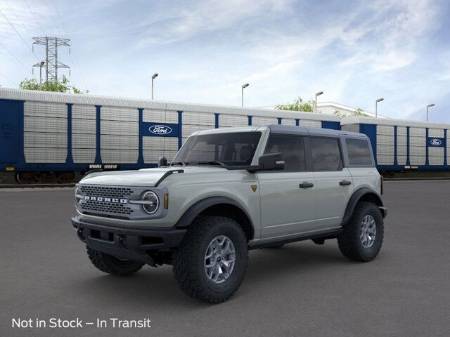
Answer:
[173,216,248,304]
[337,202,384,262]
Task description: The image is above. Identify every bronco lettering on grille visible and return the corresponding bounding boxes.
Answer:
[83,196,128,204]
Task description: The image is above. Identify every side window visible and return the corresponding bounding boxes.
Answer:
[264,134,306,172]
[310,137,342,171]
[346,138,373,166]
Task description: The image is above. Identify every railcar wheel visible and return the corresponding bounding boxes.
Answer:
[56,172,76,184]
[16,172,42,184]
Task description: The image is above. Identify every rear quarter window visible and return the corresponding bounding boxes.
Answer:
[346,138,373,166]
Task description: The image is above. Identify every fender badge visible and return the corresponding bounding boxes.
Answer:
[250,184,257,192]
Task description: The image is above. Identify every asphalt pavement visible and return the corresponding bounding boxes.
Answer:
[1,181,449,337]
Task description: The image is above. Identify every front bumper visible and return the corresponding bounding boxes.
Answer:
[72,216,186,264]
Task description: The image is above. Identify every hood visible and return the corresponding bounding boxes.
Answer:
[79,166,227,187]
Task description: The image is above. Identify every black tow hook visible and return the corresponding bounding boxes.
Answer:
[77,228,85,241]
[117,234,126,247]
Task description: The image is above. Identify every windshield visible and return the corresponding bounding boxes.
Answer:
[172,132,261,167]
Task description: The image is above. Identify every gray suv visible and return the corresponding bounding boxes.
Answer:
[72,125,387,303]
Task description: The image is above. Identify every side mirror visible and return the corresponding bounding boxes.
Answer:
[248,153,285,172]
[158,156,168,167]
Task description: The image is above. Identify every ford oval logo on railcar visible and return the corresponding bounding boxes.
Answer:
[149,125,173,135]
[429,138,443,146]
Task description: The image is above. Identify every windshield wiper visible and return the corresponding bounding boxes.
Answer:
[171,161,188,166]
[194,160,227,168]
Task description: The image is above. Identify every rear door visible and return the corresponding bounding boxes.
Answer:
[308,136,353,229]
[0,100,21,166]
[257,133,318,238]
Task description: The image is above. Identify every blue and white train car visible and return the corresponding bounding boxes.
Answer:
[0,88,341,183]
[341,116,450,172]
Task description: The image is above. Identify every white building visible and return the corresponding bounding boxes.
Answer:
[317,102,379,118]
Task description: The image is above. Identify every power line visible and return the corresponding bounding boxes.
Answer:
[42,1,89,90]
[0,40,27,66]
[32,36,71,83]
[21,0,48,36]
[0,8,39,61]
[49,1,65,35]
[8,1,44,66]
[0,71,15,85]
[20,0,56,83]
[12,0,88,90]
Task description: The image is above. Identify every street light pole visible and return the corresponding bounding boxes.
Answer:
[39,61,45,84]
[314,91,324,113]
[375,97,384,118]
[151,73,159,100]
[426,104,435,122]
[241,83,249,107]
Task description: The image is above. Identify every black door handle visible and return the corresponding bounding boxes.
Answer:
[339,180,352,186]
[299,182,314,189]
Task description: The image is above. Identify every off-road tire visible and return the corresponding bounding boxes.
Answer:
[173,216,248,304]
[87,247,144,276]
[338,202,384,262]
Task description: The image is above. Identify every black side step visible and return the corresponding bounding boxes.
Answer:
[249,228,342,249]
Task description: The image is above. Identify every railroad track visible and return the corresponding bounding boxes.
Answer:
[0,183,75,189]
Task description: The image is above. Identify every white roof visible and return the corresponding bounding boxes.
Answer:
[318,101,390,118]
[341,116,450,129]
[0,87,340,122]
[318,101,361,112]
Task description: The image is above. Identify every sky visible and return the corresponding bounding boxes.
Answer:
[0,0,449,122]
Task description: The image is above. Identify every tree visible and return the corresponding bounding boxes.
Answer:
[354,108,369,116]
[19,76,87,94]
[333,107,370,118]
[275,97,314,112]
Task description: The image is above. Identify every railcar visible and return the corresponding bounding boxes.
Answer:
[0,88,341,184]
[341,116,450,172]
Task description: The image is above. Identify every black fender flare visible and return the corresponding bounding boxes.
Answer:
[342,188,385,226]
[175,196,254,231]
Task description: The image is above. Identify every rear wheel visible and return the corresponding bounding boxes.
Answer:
[87,247,144,276]
[337,202,384,262]
[173,216,248,304]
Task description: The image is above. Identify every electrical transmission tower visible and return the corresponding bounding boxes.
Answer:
[32,37,71,83]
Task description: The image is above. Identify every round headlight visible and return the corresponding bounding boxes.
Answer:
[74,186,82,207]
[142,191,159,214]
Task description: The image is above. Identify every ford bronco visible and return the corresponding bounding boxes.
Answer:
[72,125,387,303]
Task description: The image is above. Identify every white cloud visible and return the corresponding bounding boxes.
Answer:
[136,0,294,47]
[154,0,442,109]
[340,0,438,72]
[0,0,448,121]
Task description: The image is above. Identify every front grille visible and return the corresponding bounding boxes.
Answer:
[82,200,133,216]
[79,185,135,218]
[80,185,133,198]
